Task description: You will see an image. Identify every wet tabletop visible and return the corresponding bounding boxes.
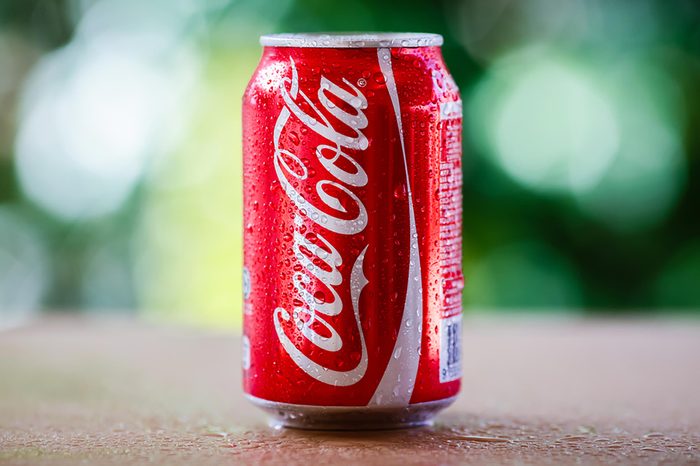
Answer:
[1,316,699,465]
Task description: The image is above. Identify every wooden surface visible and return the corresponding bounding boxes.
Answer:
[1,316,699,465]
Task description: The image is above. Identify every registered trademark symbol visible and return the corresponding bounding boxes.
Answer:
[357,78,367,87]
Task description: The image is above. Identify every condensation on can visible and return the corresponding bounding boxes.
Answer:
[242,32,463,429]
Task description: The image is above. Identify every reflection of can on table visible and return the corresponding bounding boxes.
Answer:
[242,32,464,429]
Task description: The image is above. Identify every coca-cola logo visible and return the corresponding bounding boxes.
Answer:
[272,58,370,386]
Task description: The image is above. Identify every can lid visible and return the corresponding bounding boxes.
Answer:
[260,32,443,48]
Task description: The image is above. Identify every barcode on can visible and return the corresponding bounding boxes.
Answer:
[440,314,462,383]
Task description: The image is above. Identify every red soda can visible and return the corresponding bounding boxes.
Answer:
[242,33,463,429]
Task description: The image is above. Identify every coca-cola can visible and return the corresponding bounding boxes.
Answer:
[242,33,463,429]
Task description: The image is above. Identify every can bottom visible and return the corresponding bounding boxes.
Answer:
[246,394,458,430]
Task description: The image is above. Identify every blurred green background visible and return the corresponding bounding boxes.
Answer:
[1,0,699,329]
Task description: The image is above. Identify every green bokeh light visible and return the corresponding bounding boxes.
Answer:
[575,56,686,232]
[468,46,686,231]
[465,240,582,310]
[136,48,258,328]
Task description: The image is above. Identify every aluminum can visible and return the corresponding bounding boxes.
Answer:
[242,32,463,429]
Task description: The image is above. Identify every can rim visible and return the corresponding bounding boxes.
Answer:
[260,32,443,48]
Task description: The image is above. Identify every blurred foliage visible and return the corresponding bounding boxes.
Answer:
[0,0,699,328]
